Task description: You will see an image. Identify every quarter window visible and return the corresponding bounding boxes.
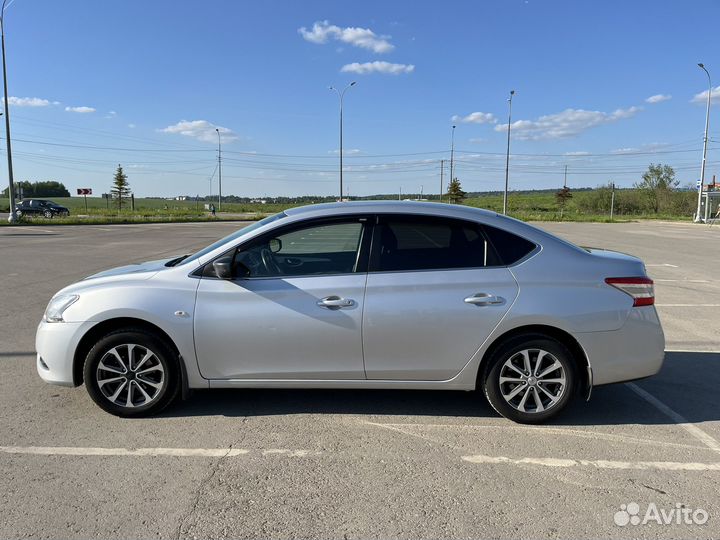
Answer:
[482,224,537,265]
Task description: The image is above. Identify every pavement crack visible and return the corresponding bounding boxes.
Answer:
[641,483,668,495]
[173,445,234,539]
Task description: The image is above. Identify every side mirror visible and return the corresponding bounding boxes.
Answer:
[268,238,282,253]
[212,256,233,279]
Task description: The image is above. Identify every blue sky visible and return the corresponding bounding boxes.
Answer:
[2,0,719,198]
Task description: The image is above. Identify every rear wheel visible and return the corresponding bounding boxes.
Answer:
[483,336,577,423]
[83,329,180,417]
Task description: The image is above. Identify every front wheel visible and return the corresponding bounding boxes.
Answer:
[483,336,577,424]
[83,329,180,416]
[43,210,53,218]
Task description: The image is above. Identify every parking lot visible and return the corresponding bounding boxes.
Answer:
[1,219,719,539]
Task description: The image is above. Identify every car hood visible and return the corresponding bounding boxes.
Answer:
[84,257,176,280]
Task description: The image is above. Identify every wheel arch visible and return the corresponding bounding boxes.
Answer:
[477,324,592,398]
[73,317,187,394]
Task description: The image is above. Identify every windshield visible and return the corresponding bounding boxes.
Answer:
[179,212,287,266]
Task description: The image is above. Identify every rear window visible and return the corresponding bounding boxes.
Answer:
[482,224,536,265]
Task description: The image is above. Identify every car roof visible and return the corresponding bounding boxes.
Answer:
[283,200,498,220]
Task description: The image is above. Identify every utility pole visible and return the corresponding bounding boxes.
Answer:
[330,82,357,202]
[439,159,444,203]
[560,165,568,220]
[1,0,17,223]
[449,125,456,189]
[420,185,423,200]
[696,63,711,222]
[610,181,615,221]
[503,90,515,215]
[215,128,222,212]
[399,186,402,201]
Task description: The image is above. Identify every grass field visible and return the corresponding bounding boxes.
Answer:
[0,190,695,225]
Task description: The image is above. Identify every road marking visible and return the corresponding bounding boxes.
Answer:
[370,422,707,451]
[626,383,720,454]
[461,454,720,471]
[664,349,718,353]
[654,279,710,283]
[655,304,720,307]
[0,446,319,458]
[646,263,679,268]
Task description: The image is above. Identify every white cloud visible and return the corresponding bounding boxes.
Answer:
[4,96,51,107]
[160,120,238,143]
[128,123,136,129]
[494,106,641,140]
[329,148,361,155]
[65,106,96,113]
[468,138,486,144]
[564,151,591,156]
[299,20,394,53]
[340,61,414,75]
[645,94,671,104]
[691,85,720,104]
[451,111,496,124]
[611,142,669,154]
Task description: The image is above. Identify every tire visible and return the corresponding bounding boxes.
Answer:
[483,335,577,424]
[83,328,180,417]
[43,210,53,218]
[15,210,22,217]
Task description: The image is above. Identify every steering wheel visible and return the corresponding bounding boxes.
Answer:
[260,247,282,275]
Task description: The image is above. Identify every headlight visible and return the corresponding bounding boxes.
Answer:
[44,294,79,323]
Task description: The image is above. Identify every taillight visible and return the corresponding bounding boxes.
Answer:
[605,277,654,306]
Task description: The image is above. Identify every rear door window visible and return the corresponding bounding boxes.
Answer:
[371,215,493,272]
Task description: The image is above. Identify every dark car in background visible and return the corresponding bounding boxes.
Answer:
[15,199,70,219]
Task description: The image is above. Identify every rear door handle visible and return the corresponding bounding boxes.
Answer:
[464,293,505,306]
[317,295,355,309]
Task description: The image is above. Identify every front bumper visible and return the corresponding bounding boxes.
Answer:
[575,306,665,386]
[35,320,93,387]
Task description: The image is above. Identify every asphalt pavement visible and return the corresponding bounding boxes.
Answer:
[1,219,719,539]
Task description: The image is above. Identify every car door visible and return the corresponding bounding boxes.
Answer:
[194,216,371,380]
[362,214,520,381]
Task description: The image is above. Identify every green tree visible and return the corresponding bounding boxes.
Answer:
[2,180,70,198]
[445,178,466,204]
[110,164,131,210]
[635,163,678,213]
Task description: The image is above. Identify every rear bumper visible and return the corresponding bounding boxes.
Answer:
[575,306,665,386]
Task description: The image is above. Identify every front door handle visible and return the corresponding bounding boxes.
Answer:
[464,293,505,306]
[317,295,355,309]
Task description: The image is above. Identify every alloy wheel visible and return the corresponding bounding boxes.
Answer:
[95,344,166,408]
[498,349,567,413]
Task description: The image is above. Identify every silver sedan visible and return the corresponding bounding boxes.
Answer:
[36,201,664,423]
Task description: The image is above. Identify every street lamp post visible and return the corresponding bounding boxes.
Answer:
[695,63,712,223]
[1,0,16,223]
[330,82,356,201]
[215,128,222,212]
[503,90,515,215]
